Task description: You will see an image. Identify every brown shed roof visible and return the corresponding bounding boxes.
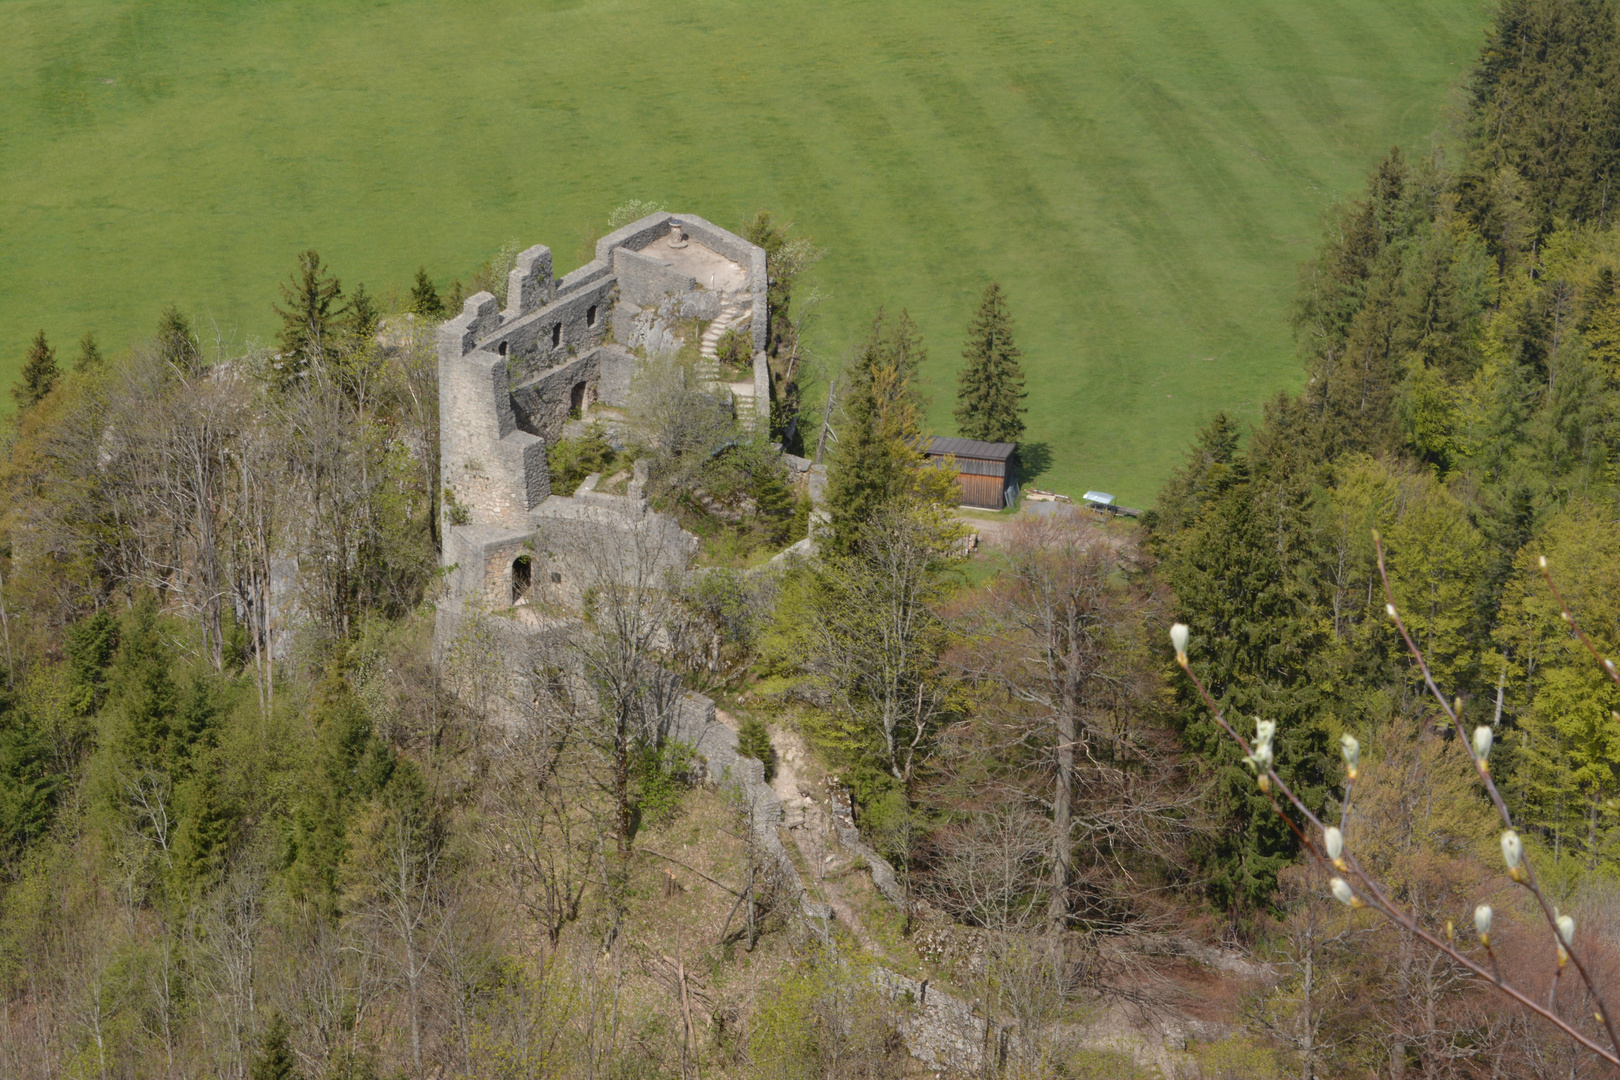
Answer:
[924,437,1018,462]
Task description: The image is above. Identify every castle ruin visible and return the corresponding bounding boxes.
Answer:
[437,211,769,621]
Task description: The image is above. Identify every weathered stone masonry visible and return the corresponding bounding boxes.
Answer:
[437,211,769,615]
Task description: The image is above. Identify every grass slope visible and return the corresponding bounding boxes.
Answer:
[0,0,1489,503]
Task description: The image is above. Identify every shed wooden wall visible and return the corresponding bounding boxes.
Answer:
[957,472,1006,509]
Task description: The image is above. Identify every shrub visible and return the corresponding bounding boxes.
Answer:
[736,715,777,781]
[716,326,752,372]
[546,424,615,495]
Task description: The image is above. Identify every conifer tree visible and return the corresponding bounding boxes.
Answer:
[11,330,59,410]
[824,309,930,554]
[250,1012,301,1080]
[156,305,201,372]
[274,250,345,378]
[953,283,1026,443]
[736,715,777,781]
[1469,0,1620,230]
[348,282,379,343]
[409,266,444,318]
[74,332,103,373]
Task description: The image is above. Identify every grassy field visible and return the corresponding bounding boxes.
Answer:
[0,0,1491,504]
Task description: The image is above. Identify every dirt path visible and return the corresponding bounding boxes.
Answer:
[715,709,881,953]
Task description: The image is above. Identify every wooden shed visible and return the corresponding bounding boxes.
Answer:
[924,437,1019,509]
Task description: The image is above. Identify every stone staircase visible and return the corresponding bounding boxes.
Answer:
[699,293,758,430]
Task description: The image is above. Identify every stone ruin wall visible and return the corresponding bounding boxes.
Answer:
[437,211,768,542]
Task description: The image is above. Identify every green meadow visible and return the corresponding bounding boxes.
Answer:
[1,0,1490,504]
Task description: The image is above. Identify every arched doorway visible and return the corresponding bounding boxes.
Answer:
[512,556,531,604]
[570,381,588,418]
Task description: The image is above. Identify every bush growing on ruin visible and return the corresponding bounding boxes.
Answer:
[609,198,664,229]
[467,238,523,306]
[546,424,616,496]
[736,714,777,781]
[627,351,734,497]
[715,325,752,372]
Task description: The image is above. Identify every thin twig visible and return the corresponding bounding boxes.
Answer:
[1375,539,1620,1056]
[1173,605,1620,1069]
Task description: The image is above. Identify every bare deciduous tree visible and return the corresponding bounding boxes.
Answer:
[946,512,1202,930]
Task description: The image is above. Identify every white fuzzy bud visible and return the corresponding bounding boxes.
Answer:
[1247,718,1276,772]
[1170,623,1190,657]
[1323,826,1343,862]
[1502,830,1523,870]
[1539,555,1548,569]
[1330,877,1355,906]
[1386,603,1398,618]
[1341,733,1360,779]
[1558,912,1575,946]
[1473,725,1493,763]
[1474,904,1493,941]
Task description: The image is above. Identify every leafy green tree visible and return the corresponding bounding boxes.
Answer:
[752,459,796,545]
[953,282,1027,443]
[1496,505,1620,871]
[274,250,345,381]
[250,1012,302,1080]
[74,332,103,373]
[11,330,59,410]
[1146,411,1241,540]
[284,670,392,912]
[409,266,444,318]
[546,425,615,495]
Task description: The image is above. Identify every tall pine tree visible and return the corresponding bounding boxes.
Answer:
[11,330,59,410]
[74,331,102,373]
[273,250,345,381]
[1469,0,1620,230]
[409,266,444,318]
[824,309,930,554]
[953,283,1026,443]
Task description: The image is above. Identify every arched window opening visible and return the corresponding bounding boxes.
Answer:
[497,340,508,356]
[587,304,598,327]
[512,556,531,604]
[570,381,587,418]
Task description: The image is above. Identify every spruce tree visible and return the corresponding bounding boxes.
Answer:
[409,266,444,317]
[11,330,59,410]
[953,283,1026,443]
[736,715,777,781]
[74,332,103,373]
[156,306,201,372]
[348,282,379,343]
[274,250,344,378]
[824,309,930,554]
[1469,0,1620,230]
[250,1012,301,1080]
